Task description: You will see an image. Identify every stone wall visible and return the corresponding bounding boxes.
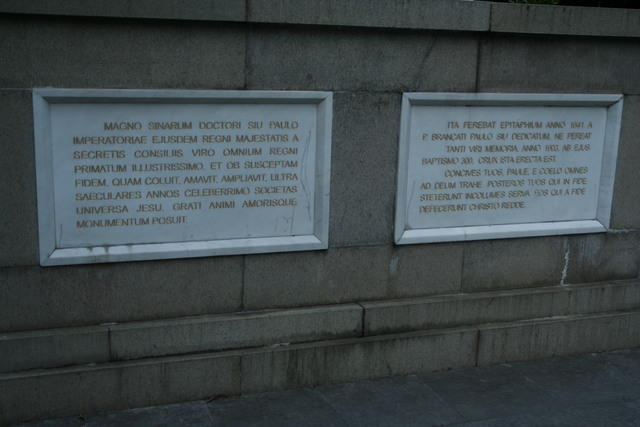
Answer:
[1,0,639,423]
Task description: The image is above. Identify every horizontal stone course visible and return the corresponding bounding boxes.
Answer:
[567,232,640,284]
[110,304,363,360]
[246,25,478,92]
[241,327,478,393]
[4,280,639,373]
[477,311,640,365]
[0,0,246,22]
[0,326,109,374]
[490,3,640,38]
[363,281,640,336]
[0,257,243,333]
[461,236,566,292]
[0,15,245,89]
[0,352,241,425]
[363,287,569,336]
[3,1,639,39]
[3,307,640,424]
[248,0,490,32]
[0,304,362,373]
[477,34,640,94]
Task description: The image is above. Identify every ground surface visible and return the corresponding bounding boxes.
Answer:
[17,347,640,427]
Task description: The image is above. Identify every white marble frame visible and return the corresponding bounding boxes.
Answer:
[33,89,333,266]
[395,93,624,245]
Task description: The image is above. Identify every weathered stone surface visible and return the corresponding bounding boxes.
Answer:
[330,92,400,247]
[0,15,245,89]
[241,328,477,393]
[110,305,363,360]
[490,3,640,38]
[0,91,38,267]
[0,257,243,332]
[247,25,478,92]
[461,236,565,292]
[477,34,640,94]
[0,0,246,21]
[0,326,109,373]
[0,352,240,425]
[363,286,568,336]
[566,232,640,284]
[610,95,640,229]
[566,281,640,316]
[248,0,490,32]
[243,246,392,310]
[477,311,640,365]
[388,243,463,298]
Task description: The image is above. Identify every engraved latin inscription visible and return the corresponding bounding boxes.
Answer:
[403,105,608,230]
[48,102,319,248]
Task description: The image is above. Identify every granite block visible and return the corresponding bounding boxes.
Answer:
[0,90,38,267]
[0,256,243,332]
[566,232,640,284]
[0,15,245,89]
[247,25,478,92]
[461,236,566,292]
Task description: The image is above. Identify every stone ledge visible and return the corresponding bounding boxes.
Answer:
[3,311,640,424]
[0,351,241,425]
[109,304,363,361]
[0,304,363,373]
[0,0,245,22]
[363,280,640,335]
[478,310,640,365]
[2,0,638,38]
[247,0,490,32]
[490,3,640,38]
[241,326,478,393]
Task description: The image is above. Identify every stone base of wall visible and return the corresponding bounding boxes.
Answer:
[3,279,640,424]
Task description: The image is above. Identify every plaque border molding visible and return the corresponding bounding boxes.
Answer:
[33,89,333,266]
[395,92,623,245]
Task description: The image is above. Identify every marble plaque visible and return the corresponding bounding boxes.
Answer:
[33,89,332,265]
[395,93,623,244]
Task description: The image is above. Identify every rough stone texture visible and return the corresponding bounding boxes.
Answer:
[363,287,568,336]
[247,25,478,92]
[610,95,640,229]
[461,236,565,292]
[0,353,240,425]
[241,328,477,393]
[490,3,640,38]
[388,243,463,298]
[566,281,640,316]
[244,244,463,310]
[0,0,246,22]
[330,92,400,247]
[0,256,243,332]
[477,34,640,94]
[248,0,490,32]
[110,304,362,360]
[477,312,640,365]
[0,326,109,373]
[0,90,38,267]
[566,232,640,284]
[243,246,392,310]
[0,15,245,89]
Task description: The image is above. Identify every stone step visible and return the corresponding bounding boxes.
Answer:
[2,310,640,425]
[0,304,363,374]
[363,279,640,335]
[2,280,640,375]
